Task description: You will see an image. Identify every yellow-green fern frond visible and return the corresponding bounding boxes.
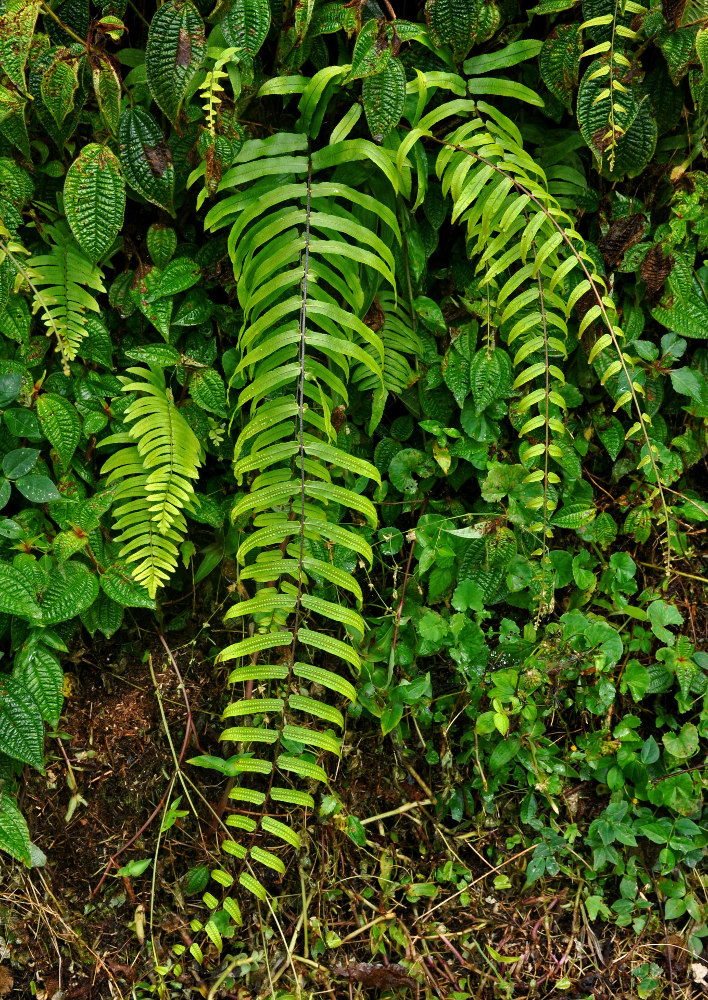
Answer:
[29,223,105,368]
[100,365,203,598]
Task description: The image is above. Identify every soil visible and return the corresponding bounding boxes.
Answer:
[0,624,698,999]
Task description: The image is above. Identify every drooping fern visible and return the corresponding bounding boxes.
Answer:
[397,80,670,592]
[29,222,105,367]
[190,86,398,924]
[100,366,202,598]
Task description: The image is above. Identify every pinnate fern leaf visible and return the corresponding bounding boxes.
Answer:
[29,223,105,367]
[100,366,202,598]
[196,129,396,911]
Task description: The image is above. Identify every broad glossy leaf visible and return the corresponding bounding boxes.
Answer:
[64,144,125,262]
[426,0,500,62]
[37,393,81,469]
[0,790,31,865]
[40,55,80,127]
[146,0,206,124]
[2,448,39,480]
[0,674,44,771]
[190,368,227,415]
[0,564,42,618]
[80,590,124,638]
[539,24,581,110]
[0,0,40,92]
[363,58,405,140]
[40,561,99,625]
[119,107,174,210]
[577,59,657,179]
[221,0,270,64]
[147,224,177,269]
[92,57,121,135]
[350,19,393,80]
[14,475,61,502]
[15,647,63,728]
[653,274,708,339]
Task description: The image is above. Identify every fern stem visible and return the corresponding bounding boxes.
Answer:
[294,150,313,645]
[535,259,551,622]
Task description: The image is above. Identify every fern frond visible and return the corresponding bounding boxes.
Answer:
[199,130,396,913]
[200,45,240,133]
[29,223,105,367]
[396,83,670,582]
[100,366,203,598]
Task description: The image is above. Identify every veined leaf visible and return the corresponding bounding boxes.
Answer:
[363,58,406,140]
[0,0,40,93]
[36,393,81,469]
[64,144,125,262]
[145,0,206,124]
[119,107,174,211]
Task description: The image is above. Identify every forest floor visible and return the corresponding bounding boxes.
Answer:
[0,622,703,1000]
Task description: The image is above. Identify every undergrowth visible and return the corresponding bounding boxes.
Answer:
[0,0,708,996]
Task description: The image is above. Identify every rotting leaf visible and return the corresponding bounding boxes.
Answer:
[143,142,172,178]
[176,27,192,66]
[663,0,688,28]
[332,963,415,990]
[599,214,648,271]
[641,243,675,297]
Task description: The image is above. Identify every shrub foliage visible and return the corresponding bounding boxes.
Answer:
[1,0,708,978]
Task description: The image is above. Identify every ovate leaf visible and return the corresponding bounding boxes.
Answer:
[470,348,512,414]
[363,58,405,140]
[0,674,44,771]
[190,368,227,415]
[350,19,393,80]
[221,0,270,66]
[0,0,40,93]
[663,723,699,760]
[64,144,125,262]
[39,561,100,625]
[15,647,63,728]
[40,55,80,127]
[80,590,124,638]
[145,0,206,125]
[36,393,81,469]
[119,107,174,210]
[92,56,121,135]
[647,599,683,646]
[425,0,500,62]
[539,24,581,110]
[14,475,61,502]
[147,224,177,269]
[577,59,657,179]
[0,564,42,618]
[595,414,624,461]
[0,790,32,865]
[99,564,156,609]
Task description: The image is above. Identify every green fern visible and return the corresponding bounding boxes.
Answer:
[396,77,669,592]
[193,106,397,919]
[100,366,203,599]
[29,222,105,367]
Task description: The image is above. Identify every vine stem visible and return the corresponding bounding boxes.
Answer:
[416,127,673,575]
[388,498,427,680]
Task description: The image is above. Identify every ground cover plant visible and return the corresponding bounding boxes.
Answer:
[1,0,708,996]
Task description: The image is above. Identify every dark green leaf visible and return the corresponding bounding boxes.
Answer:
[119,107,175,210]
[64,144,125,262]
[145,0,206,125]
